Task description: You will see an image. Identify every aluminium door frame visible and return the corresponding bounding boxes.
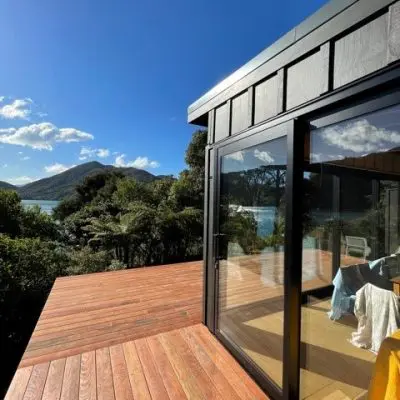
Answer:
[210,119,304,400]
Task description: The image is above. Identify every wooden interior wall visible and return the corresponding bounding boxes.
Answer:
[328,152,400,175]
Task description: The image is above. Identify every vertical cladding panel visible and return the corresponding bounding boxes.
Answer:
[286,50,328,109]
[207,110,215,144]
[231,91,249,135]
[388,2,400,64]
[214,103,229,142]
[254,75,279,124]
[334,13,388,88]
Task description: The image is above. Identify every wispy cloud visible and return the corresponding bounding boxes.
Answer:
[21,156,30,161]
[0,98,33,120]
[226,151,244,162]
[114,154,160,169]
[0,122,93,150]
[8,176,36,185]
[254,149,275,164]
[44,163,76,174]
[2,163,7,168]
[321,119,400,154]
[79,146,110,160]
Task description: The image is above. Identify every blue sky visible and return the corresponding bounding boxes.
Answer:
[0,0,328,185]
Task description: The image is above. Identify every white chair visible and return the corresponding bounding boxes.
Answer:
[345,236,371,260]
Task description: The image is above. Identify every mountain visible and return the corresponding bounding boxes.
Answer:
[0,181,17,190]
[18,161,160,200]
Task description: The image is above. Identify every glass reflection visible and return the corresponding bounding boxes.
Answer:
[217,136,287,388]
[301,104,400,399]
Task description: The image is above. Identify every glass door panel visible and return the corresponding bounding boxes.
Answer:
[216,136,287,388]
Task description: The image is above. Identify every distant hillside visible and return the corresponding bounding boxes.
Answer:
[0,181,17,190]
[18,161,160,200]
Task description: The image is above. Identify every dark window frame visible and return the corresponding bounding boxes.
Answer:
[205,66,400,400]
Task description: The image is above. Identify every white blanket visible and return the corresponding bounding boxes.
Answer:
[351,283,400,353]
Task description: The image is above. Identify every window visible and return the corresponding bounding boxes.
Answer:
[217,136,287,388]
[300,104,400,399]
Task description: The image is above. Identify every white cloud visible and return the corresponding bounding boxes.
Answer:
[8,176,36,185]
[254,149,275,164]
[18,151,23,155]
[226,151,244,162]
[0,96,5,103]
[0,122,93,150]
[21,156,30,161]
[114,154,160,169]
[37,111,48,118]
[0,98,32,120]
[321,119,400,154]
[79,146,110,160]
[44,163,76,174]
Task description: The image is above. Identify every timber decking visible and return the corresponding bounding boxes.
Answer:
[6,252,370,399]
[6,324,268,400]
[20,261,203,368]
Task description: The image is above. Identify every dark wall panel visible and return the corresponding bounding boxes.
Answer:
[214,103,229,142]
[207,110,215,144]
[286,50,328,109]
[334,13,388,88]
[231,91,249,135]
[388,2,400,64]
[254,74,279,124]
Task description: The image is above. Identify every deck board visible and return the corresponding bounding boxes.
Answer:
[7,325,269,400]
[7,260,267,399]
[20,261,203,368]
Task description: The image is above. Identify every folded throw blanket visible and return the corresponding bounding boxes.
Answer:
[351,283,400,353]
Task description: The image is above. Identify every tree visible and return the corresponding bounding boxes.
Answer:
[170,130,207,210]
[185,129,207,170]
[0,190,22,237]
[20,205,61,240]
[54,171,124,221]
[112,178,154,208]
[76,171,124,204]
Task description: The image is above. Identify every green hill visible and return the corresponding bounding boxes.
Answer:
[0,181,17,190]
[17,161,159,200]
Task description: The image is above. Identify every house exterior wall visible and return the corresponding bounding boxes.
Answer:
[188,1,400,398]
[189,0,400,142]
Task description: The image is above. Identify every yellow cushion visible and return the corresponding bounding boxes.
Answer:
[368,329,400,400]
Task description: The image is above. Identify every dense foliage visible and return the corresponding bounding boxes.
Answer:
[0,129,207,397]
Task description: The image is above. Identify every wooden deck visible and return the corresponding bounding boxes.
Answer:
[6,261,268,400]
[20,261,203,368]
[6,324,267,400]
[6,251,373,399]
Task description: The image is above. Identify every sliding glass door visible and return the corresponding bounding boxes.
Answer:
[214,128,288,392]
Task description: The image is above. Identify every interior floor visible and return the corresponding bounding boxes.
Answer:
[218,250,374,399]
